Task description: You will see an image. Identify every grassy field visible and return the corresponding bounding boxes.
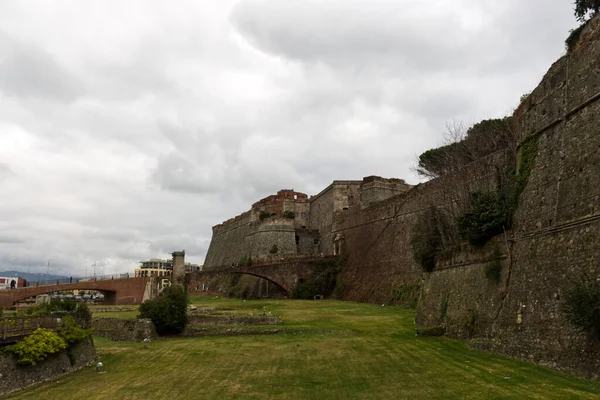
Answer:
[4,297,600,399]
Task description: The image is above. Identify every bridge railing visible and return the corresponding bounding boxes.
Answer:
[25,273,133,287]
[1,315,59,341]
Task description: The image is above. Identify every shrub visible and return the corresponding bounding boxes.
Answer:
[19,297,77,317]
[457,191,512,247]
[57,315,93,344]
[282,210,295,219]
[259,211,271,221]
[73,303,92,328]
[293,283,319,300]
[6,328,68,365]
[566,23,587,52]
[269,244,279,254]
[139,285,188,335]
[562,277,600,340]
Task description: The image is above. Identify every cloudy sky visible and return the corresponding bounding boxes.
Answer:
[0,0,578,276]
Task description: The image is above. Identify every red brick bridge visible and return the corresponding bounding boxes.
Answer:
[0,277,151,309]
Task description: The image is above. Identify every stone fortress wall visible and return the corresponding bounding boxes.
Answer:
[203,179,410,269]
[203,15,600,378]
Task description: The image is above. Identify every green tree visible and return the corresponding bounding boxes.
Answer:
[575,0,600,22]
[139,285,188,335]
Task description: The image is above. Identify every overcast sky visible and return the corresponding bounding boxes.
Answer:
[0,0,578,276]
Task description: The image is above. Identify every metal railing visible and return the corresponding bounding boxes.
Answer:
[24,273,133,287]
[1,315,59,341]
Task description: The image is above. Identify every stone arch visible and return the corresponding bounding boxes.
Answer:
[187,271,289,295]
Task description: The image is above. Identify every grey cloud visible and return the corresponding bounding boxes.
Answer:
[0,1,580,275]
[231,0,576,76]
[0,31,84,102]
[0,163,14,181]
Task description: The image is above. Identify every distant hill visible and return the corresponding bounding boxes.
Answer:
[1,270,74,283]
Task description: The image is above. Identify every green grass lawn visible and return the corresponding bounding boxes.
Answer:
[4,297,600,399]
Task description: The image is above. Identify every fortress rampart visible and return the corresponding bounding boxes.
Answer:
[203,15,600,378]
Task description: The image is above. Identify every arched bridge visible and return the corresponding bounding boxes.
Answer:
[187,256,340,295]
[0,277,152,309]
[0,256,339,308]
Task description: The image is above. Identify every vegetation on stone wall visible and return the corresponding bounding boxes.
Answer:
[391,283,421,308]
[411,206,453,272]
[515,137,538,201]
[239,255,252,267]
[465,310,477,338]
[457,192,512,247]
[282,210,295,219]
[230,273,242,287]
[440,294,450,321]
[5,328,68,365]
[415,117,513,178]
[293,257,345,299]
[139,285,188,335]
[259,211,271,221]
[562,276,600,340]
[292,282,320,299]
[485,260,502,285]
[566,22,588,52]
[455,136,537,247]
[269,244,279,254]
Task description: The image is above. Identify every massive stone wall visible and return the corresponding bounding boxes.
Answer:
[415,16,600,378]
[333,151,506,305]
[246,218,297,256]
[203,211,251,268]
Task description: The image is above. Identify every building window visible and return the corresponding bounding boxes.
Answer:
[314,239,320,245]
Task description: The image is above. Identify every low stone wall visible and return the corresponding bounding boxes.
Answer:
[0,336,96,396]
[92,318,158,342]
[188,314,282,325]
